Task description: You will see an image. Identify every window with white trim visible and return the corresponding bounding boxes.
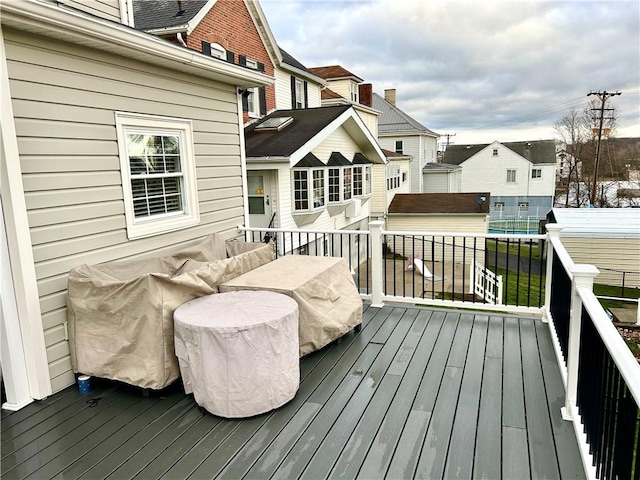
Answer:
[353,165,372,197]
[210,43,226,59]
[293,168,325,211]
[328,167,341,203]
[343,166,352,201]
[518,202,529,212]
[506,169,517,183]
[295,78,305,109]
[495,202,504,212]
[531,168,542,179]
[350,82,358,102]
[395,140,404,154]
[387,164,401,190]
[115,112,199,239]
[493,148,499,156]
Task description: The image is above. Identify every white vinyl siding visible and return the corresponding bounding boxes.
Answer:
[57,0,121,23]
[459,142,556,198]
[273,66,322,110]
[6,30,245,393]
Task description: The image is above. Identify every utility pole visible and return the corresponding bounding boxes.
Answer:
[587,90,620,206]
[439,133,456,154]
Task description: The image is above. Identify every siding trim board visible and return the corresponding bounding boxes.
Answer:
[1,28,52,405]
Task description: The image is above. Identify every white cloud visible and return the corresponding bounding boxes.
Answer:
[261,0,640,144]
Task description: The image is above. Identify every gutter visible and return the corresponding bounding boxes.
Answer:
[1,0,274,88]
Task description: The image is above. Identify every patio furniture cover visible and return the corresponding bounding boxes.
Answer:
[67,234,274,390]
[174,290,300,418]
[219,255,362,356]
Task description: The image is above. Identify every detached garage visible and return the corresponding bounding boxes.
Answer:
[386,193,490,262]
[547,208,640,288]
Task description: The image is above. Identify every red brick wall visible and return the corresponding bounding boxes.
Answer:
[187,0,275,122]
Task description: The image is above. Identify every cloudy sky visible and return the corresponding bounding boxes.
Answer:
[260,0,640,145]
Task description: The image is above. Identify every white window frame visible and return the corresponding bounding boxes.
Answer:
[115,112,199,239]
[295,78,305,109]
[395,140,404,154]
[353,165,372,197]
[246,87,259,117]
[343,166,352,201]
[328,167,342,203]
[209,42,226,60]
[506,169,517,183]
[494,202,505,212]
[387,164,401,190]
[293,168,325,212]
[493,148,499,156]
[531,168,542,179]
[518,202,529,212]
[350,82,359,102]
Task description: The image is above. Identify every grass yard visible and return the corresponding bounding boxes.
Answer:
[486,238,542,259]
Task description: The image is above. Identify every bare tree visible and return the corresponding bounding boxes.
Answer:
[554,107,589,207]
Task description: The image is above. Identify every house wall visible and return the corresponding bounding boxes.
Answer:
[386,214,488,263]
[5,29,247,393]
[273,65,321,110]
[423,170,462,193]
[325,78,353,101]
[58,0,121,23]
[379,135,424,192]
[490,195,553,219]
[559,237,640,288]
[354,107,378,137]
[186,0,276,121]
[371,158,411,216]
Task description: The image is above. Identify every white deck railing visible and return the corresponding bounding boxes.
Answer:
[240,222,640,478]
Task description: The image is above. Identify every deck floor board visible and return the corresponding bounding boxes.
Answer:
[1,304,585,479]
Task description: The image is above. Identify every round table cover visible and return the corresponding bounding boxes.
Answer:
[174,290,299,418]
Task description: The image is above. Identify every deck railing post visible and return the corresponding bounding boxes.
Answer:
[544,224,563,324]
[561,263,599,421]
[369,220,384,307]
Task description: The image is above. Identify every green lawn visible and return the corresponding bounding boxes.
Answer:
[486,239,541,259]
[497,267,545,307]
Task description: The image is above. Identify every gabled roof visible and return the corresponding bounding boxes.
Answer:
[244,105,386,165]
[548,208,640,238]
[133,0,208,31]
[308,65,363,83]
[372,93,438,137]
[443,140,557,165]
[388,193,491,215]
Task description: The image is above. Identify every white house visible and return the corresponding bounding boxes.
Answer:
[443,140,557,219]
[1,0,271,409]
[373,90,439,193]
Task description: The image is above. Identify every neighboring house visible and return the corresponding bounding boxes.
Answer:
[133,0,325,122]
[309,65,409,219]
[547,208,640,288]
[244,105,386,257]
[386,193,490,262]
[1,0,270,408]
[308,65,379,135]
[422,163,462,193]
[373,90,440,193]
[443,140,557,219]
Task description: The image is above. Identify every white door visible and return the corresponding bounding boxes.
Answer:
[247,171,273,228]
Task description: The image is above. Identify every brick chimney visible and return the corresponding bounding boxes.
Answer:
[384,88,396,106]
[359,83,372,107]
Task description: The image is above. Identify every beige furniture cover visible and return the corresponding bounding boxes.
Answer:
[67,234,274,389]
[220,255,363,356]
[174,290,299,418]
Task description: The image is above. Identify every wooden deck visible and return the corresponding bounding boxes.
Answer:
[1,304,585,479]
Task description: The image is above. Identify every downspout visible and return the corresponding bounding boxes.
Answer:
[176,32,187,48]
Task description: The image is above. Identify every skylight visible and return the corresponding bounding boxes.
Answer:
[254,116,293,131]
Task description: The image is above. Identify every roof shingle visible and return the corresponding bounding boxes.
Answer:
[443,140,557,165]
[388,193,491,215]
